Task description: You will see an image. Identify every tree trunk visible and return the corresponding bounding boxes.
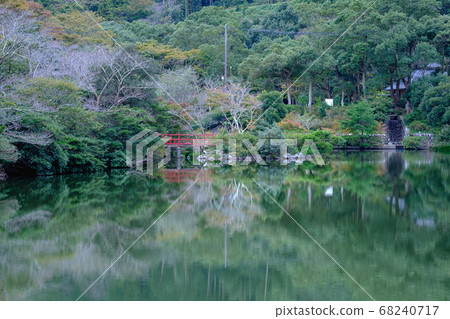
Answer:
[394,78,401,108]
[404,75,412,113]
[362,72,367,102]
[356,72,361,101]
[326,80,332,99]
[308,79,312,108]
[389,78,395,106]
[341,89,345,106]
[0,164,7,181]
[28,59,33,77]
[286,78,292,105]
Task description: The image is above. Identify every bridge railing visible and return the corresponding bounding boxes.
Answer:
[160,133,214,146]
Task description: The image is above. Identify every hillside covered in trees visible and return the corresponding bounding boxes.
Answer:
[0,0,449,178]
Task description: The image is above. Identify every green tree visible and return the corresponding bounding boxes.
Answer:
[404,74,449,127]
[18,77,83,110]
[259,90,287,124]
[342,102,378,146]
[241,38,317,105]
[373,6,441,107]
[419,77,450,126]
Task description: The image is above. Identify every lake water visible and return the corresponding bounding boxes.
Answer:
[0,151,449,301]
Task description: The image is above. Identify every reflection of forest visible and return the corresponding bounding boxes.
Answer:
[0,151,449,301]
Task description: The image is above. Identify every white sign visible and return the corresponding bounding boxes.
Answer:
[325,99,334,106]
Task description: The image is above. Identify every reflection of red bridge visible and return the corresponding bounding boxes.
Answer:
[160,133,214,146]
[165,169,213,183]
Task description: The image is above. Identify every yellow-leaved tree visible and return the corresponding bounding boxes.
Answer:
[137,40,201,69]
[45,10,113,46]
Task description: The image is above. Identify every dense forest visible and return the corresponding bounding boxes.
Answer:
[0,0,449,178]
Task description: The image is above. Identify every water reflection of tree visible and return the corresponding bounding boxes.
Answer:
[0,172,184,299]
[403,153,449,223]
[207,179,260,232]
[0,153,449,300]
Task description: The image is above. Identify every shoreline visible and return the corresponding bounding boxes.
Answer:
[2,149,442,180]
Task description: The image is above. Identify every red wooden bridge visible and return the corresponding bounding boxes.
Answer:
[160,133,214,147]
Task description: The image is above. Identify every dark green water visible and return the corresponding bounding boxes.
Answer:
[0,151,449,301]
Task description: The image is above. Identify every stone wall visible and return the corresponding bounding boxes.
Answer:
[371,133,389,144]
[410,133,434,143]
[406,132,434,148]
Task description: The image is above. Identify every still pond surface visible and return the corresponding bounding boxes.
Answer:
[0,151,449,301]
